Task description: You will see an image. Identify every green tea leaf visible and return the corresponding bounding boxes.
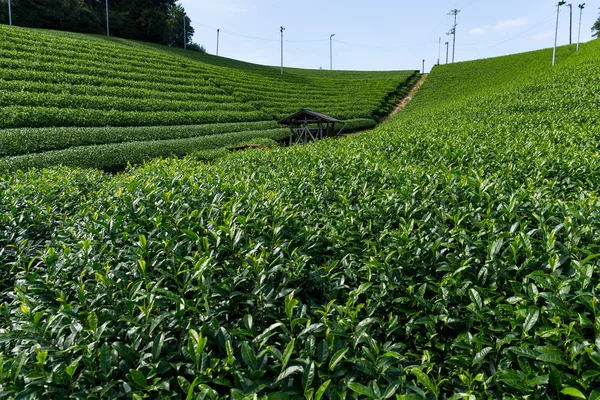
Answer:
[303,361,315,393]
[495,370,533,392]
[178,376,191,393]
[412,368,437,396]
[182,229,199,241]
[281,339,295,370]
[549,366,562,395]
[536,352,568,366]
[348,382,377,399]
[508,346,538,359]
[11,352,26,382]
[473,347,492,364]
[329,348,348,371]
[275,366,303,384]
[523,309,539,333]
[560,387,586,399]
[315,380,331,400]
[469,288,482,309]
[383,382,400,399]
[241,342,257,370]
[317,340,329,363]
[129,369,148,389]
[66,361,79,379]
[299,323,324,337]
[152,333,164,361]
[87,311,98,332]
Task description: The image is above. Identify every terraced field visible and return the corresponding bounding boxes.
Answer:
[2,29,600,398]
[0,26,417,171]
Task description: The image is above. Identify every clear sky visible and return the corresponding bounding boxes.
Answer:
[179,0,600,71]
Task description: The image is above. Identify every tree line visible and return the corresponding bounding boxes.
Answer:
[0,0,204,51]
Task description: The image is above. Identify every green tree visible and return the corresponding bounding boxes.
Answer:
[593,8,600,37]
[107,0,176,44]
[0,0,102,33]
[167,3,194,48]
[0,0,205,49]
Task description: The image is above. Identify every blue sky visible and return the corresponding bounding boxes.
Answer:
[180,0,600,71]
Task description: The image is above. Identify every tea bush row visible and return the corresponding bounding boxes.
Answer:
[0,118,374,158]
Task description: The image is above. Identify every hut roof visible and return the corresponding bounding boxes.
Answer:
[278,109,343,125]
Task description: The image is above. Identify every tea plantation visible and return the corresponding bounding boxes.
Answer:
[0,26,417,171]
[1,31,600,398]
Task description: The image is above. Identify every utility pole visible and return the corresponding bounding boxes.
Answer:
[445,41,449,64]
[105,0,109,36]
[577,3,585,50]
[330,34,335,71]
[217,29,220,56]
[553,1,567,66]
[568,3,573,44]
[422,59,425,74]
[280,26,285,76]
[183,12,187,49]
[448,9,460,63]
[8,0,11,25]
[437,37,441,65]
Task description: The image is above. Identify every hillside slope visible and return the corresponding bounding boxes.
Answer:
[0,26,417,171]
[1,40,600,397]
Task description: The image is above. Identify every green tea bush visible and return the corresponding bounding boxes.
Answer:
[1,30,599,400]
[0,128,290,173]
[0,119,375,158]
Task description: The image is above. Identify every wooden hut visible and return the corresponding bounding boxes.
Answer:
[278,109,345,146]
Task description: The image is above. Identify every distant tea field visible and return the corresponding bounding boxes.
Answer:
[0,26,418,171]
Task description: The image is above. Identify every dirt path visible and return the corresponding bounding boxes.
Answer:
[337,73,428,138]
[385,73,428,120]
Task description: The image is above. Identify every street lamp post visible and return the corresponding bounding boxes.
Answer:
[553,1,567,66]
[105,0,109,36]
[568,3,573,44]
[445,41,449,64]
[280,26,285,75]
[577,3,585,50]
[183,12,187,50]
[330,34,335,71]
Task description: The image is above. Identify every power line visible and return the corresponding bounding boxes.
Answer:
[287,39,329,43]
[333,38,438,50]
[196,22,279,42]
[195,22,330,44]
[485,11,556,49]
[425,15,451,40]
